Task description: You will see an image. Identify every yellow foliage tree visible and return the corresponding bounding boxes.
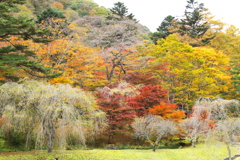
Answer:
[207,25,240,63]
[148,34,231,109]
[52,2,64,10]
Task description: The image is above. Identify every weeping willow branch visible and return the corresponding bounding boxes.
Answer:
[0,80,107,152]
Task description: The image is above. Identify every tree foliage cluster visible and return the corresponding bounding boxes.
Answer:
[0,80,107,152]
[1,0,240,155]
[152,0,212,46]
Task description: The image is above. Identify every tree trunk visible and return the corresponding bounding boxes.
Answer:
[106,66,110,81]
[152,144,156,152]
[25,115,36,150]
[196,137,199,143]
[47,133,54,153]
[191,138,196,148]
[108,135,112,144]
[25,126,32,150]
[106,65,116,81]
[47,123,56,153]
[227,144,232,160]
[48,145,53,153]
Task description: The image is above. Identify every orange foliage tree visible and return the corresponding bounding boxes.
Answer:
[8,36,106,90]
[149,103,185,121]
[31,39,106,89]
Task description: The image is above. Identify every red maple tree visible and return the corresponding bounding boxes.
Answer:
[127,84,168,116]
[96,82,136,143]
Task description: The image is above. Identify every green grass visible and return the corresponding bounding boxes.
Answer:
[0,143,239,160]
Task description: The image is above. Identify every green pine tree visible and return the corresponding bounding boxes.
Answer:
[110,2,128,19]
[37,7,65,23]
[108,2,138,21]
[0,0,61,82]
[179,0,209,39]
[151,15,177,44]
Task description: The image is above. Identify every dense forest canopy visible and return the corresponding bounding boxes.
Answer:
[0,0,240,157]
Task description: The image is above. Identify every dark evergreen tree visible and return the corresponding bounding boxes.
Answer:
[36,7,71,38]
[179,0,209,39]
[108,2,138,21]
[0,0,60,82]
[151,15,177,43]
[157,15,176,37]
[37,7,65,23]
[110,2,128,18]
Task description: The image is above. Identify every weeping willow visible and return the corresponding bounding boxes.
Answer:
[181,97,240,159]
[0,80,107,152]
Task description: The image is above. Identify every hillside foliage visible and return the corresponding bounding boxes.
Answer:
[1,0,240,156]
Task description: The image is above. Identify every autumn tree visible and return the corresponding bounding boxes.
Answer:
[207,25,240,62]
[188,97,240,159]
[7,16,106,90]
[96,82,137,143]
[230,62,240,99]
[209,98,240,160]
[36,8,71,39]
[69,0,98,17]
[213,119,240,160]
[99,48,137,81]
[148,35,231,109]
[22,37,105,90]
[16,3,36,19]
[149,103,185,121]
[64,8,80,21]
[181,96,240,159]
[90,6,108,16]
[127,84,168,116]
[124,71,159,85]
[0,80,107,152]
[28,0,55,13]
[52,2,64,10]
[132,115,178,151]
[0,0,60,82]
[57,0,73,8]
[181,98,215,147]
[80,16,146,81]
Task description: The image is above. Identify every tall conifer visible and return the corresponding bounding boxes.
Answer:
[0,0,60,81]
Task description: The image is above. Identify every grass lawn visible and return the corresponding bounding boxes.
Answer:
[0,143,239,160]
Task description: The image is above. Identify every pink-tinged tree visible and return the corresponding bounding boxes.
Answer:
[181,98,216,147]
[181,97,240,152]
[181,108,215,147]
